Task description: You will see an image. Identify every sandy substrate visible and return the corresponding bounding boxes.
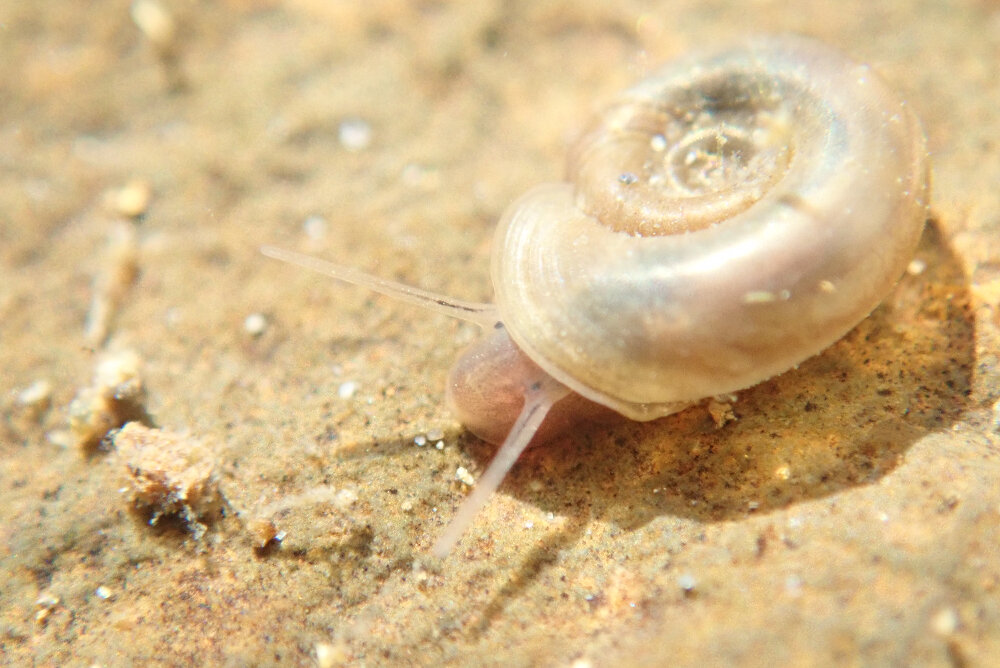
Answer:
[2,1,1000,665]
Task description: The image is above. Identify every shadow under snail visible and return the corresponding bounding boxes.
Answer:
[262,35,930,557]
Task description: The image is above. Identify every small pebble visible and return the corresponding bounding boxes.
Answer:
[69,349,147,451]
[243,312,268,336]
[426,428,444,441]
[337,381,358,399]
[707,397,736,428]
[334,488,358,509]
[338,118,372,151]
[249,518,279,549]
[36,592,60,609]
[18,379,52,410]
[413,434,427,447]
[46,430,73,449]
[434,440,444,450]
[455,466,475,486]
[95,586,113,600]
[315,641,349,668]
[113,423,220,537]
[105,179,152,218]
[677,573,697,591]
[131,0,176,51]
[303,215,329,241]
[930,607,959,636]
[34,592,60,625]
[907,258,927,275]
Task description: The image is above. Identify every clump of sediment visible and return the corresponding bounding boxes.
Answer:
[113,422,222,538]
[68,349,149,452]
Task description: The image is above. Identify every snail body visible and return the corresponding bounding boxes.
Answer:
[263,35,929,556]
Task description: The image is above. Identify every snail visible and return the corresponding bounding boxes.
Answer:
[262,35,929,557]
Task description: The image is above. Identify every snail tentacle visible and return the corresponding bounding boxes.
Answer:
[261,245,499,327]
[432,373,570,558]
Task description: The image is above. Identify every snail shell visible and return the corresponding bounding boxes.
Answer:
[487,34,929,422]
[264,35,929,556]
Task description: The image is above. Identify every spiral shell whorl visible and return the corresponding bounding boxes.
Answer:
[492,36,929,420]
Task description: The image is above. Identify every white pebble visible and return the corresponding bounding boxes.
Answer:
[315,641,348,668]
[455,466,475,485]
[413,434,427,447]
[426,428,444,441]
[302,215,329,241]
[338,118,372,151]
[930,607,959,636]
[434,440,444,450]
[95,585,113,600]
[244,312,268,336]
[334,488,358,508]
[677,573,697,591]
[18,379,52,407]
[106,179,152,218]
[337,381,358,399]
[131,0,176,51]
[907,258,927,275]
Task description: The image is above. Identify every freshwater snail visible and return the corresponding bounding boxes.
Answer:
[262,35,929,557]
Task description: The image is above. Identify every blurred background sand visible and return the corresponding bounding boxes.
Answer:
[2,1,999,665]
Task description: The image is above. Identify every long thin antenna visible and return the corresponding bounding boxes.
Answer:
[261,245,499,328]
[431,377,570,558]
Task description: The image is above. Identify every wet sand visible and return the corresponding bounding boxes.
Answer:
[2,1,999,665]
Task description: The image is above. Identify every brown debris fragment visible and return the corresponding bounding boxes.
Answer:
[707,397,737,428]
[113,422,222,537]
[248,517,279,550]
[130,0,186,90]
[84,222,140,346]
[68,350,149,452]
